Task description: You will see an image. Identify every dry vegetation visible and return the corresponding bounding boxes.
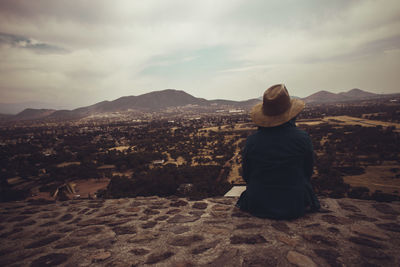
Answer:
[1,99,399,202]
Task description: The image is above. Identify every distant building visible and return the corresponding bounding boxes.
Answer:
[42,148,55,156]
[229,109,244,113]
[152,159,165,165]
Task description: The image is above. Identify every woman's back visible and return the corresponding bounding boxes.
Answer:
[236,84,320,219]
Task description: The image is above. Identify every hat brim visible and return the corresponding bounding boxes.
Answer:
[250,98,305,127]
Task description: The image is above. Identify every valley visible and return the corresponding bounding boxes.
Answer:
[1,95,399,202]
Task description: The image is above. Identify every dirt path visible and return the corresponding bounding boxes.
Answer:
[227,139,245,184]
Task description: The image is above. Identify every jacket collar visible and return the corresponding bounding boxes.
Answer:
[258,117,297,131]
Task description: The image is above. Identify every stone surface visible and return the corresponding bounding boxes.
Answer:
[167,214,200,223]
[236,223,262,229]
[204,249,241,266]
[83,237,116,249]
[54,238,84,249]
[30,253,69,267]
[287,251,317,267]
[25,235,62,249]
[192,202,208,209]
[92,250,112,262]
[372,203,400,215]
[321,214,351,225]
[168,225,191,234]
[145,251,174,264]
[338,200,361,212]
[169,235,204,246]
[191,241,218,255]
[59,213,73,221]
[230,234,267,244]
[143,208,160,215]
[348,236,385,249]
[130,248,150,256]
[73,226,104,237]
[313,249,341,267]
[15,219,36,227]
[376,222,400,232]
[277,235,299,247]
[141,221,157,229]
[0,197,399,266]
[170,200,188,207]
[351,224,390,240]
[303,234,338,247]
[271,222,291,233]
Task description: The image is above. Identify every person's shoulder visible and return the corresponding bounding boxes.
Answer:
[245,130,265,147]
[292,127,310,138]
[246,131,257,143]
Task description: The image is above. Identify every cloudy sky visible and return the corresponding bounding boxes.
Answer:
[0,0,399,110]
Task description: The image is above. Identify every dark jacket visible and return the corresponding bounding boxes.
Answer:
[236,118,320,219]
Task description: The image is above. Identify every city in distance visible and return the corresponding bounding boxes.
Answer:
[1,87,399,120]
[1,88,399,203]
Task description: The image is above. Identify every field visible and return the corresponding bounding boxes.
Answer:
[298,116,399,195]
[299,115,400,130]
[343,163,400,194]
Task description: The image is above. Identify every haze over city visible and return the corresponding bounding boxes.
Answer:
[0,0,399,109]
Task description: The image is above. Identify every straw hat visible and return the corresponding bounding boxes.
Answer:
[251,84,305,127]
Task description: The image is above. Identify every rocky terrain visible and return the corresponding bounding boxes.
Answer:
[0,196,399,266]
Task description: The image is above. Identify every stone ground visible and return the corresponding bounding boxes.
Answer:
[0,196,399,266]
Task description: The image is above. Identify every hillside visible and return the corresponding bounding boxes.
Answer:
[0,114,13,120]
[0,196,399,266]
[339,88,378,99]
[3,88,399,122]
[14,108,56,120]
[76,89,209,113]
[4,89,260,121]
[303,90,347,103]
[303,88,386,103]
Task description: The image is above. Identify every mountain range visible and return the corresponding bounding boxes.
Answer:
[1,88,398,121]
[303,88,384,103]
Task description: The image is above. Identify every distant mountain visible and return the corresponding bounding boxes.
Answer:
[0,101,67,115]
[303,88,386,103]
[92,89,209,112]
[42,90,187,119]
[303,90,346,103]
[0,113,13,121]
[4,89,260,121]
[2,88,398,122]
[47,89,212,119]
[14,108,56,120]
[338,88,378,99]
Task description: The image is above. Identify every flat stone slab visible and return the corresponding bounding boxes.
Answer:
[0,197,399,266]
[224,186,246,197]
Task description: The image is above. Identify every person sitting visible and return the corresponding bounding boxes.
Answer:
[236,84,320,219]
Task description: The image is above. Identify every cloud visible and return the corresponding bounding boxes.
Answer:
[219,65,272,74]
[140,47,236,78]
[0,0,399,107]
[0,32,69,54]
